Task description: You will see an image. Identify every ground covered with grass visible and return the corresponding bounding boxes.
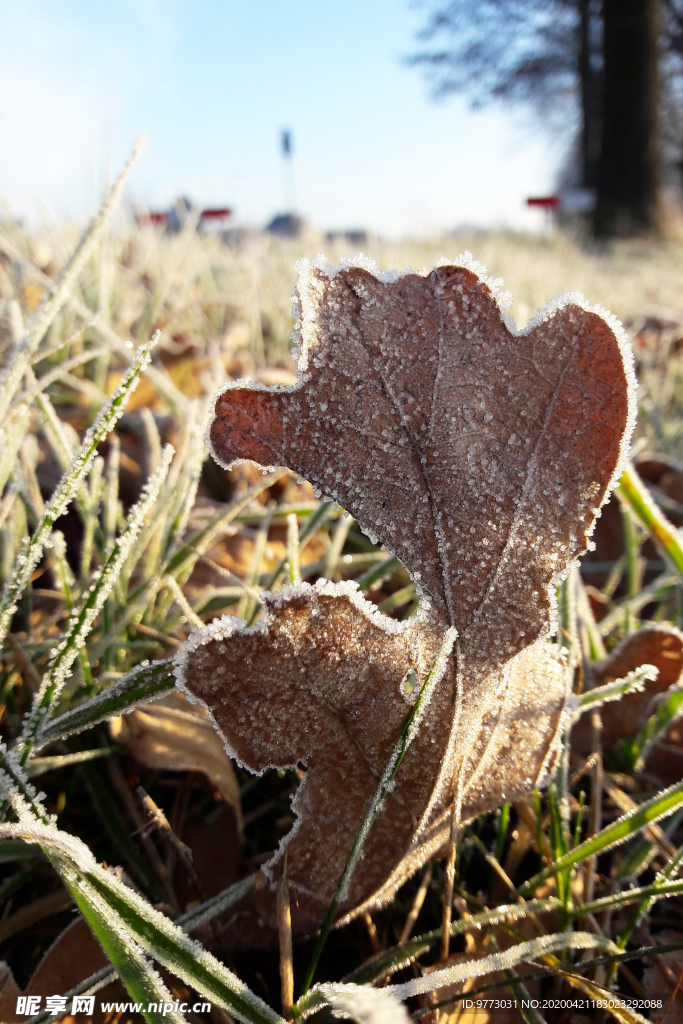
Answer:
[1,196,683,1023]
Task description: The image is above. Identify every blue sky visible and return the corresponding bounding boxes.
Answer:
[0,1,559,235]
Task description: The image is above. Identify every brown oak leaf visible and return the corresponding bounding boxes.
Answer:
[573,625,683,784]
[176,255,635,935]
[574,625,683,750]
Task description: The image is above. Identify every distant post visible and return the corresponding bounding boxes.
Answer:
[280,128,297,213]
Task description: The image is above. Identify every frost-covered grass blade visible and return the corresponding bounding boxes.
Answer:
[36,660,177,744]
[520,779,683,895]
[19,445,173,763]
[0,334,158,645]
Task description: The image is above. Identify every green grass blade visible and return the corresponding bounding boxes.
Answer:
[617,464,683,577]
[25,746,123,777]
[300,933,617,1015]
[0,743,49,821]
[357,554,400,592]
[286,512,301,583]
[322,512,353,578]
[254,500,336,607]
[573,666,657,718]
[598,572,677,635]
[342,899,559,987]
[20,445,174,761]
[164,470,288,580]
[65,876,189,1024]
[609,841,683,983]
[83,870,285,1024]
[50,529,95,693]
[383,931,616,1001]
[378,583,417,613]
[630,684,683,771]
[576,878,683,915]
[25,877,257,1024]
[0,810,284,1024]
[0,334,158,645]
[38,659,176,744]
[177,875,255,931]
[409,939,683,1018]
[519,779,683,896]
[495,802,511,865]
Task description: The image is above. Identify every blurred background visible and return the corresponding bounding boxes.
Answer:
[4,1,683,432]
[1,0,674,241]
[0,0,557,236]
[2,0,683,363]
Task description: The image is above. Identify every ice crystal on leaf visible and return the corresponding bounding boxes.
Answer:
[176,254,635,935]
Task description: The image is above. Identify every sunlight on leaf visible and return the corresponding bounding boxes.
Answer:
[177,254,635,934]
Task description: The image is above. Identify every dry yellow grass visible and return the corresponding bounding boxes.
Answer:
[8,221,683,359]
[5,219,683,458]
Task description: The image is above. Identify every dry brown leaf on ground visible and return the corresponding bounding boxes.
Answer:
[0,918,124,1023]
[0,964,21,1023]
[110,690,242,828]
[643,930,683,1023]
[635,452,683,524]
[176,255,635,935]
[573,626,683,750]
[0,916,209,1024]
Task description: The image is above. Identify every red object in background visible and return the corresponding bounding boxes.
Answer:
[139,212,168,225]
[526,196,561,209]
[138,207,232,226]
[199,207,232,220]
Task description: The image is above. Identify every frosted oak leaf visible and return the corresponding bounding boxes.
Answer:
[175,254,635,935]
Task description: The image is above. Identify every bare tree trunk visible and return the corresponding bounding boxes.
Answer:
[578,0,601,190]
[593,0,662,236]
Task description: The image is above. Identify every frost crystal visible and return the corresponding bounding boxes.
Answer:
[313,982,410,1023]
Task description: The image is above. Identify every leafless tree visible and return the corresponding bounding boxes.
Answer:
[409,1,602,189]
[593,0,661,236]
[410,0,667,237]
